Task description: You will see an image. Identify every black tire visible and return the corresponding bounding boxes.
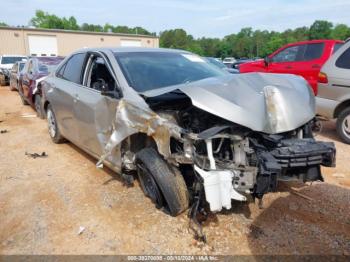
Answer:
[18,87,29,105]
[136,148,189,216]
[46,104,65,143]
[336,107,350,144]
[34,94,44,119]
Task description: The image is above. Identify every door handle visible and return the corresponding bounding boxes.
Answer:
[285,65,293,69]
[312,64,321,69]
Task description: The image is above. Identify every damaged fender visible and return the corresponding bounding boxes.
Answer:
[96,99,184,168]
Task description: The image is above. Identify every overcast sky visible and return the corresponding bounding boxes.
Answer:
[2,0,350,38]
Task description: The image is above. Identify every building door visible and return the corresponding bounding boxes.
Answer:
[28,35,58,56]
[120,39,142,47]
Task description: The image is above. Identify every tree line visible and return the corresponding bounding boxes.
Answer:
[1,10,350,58]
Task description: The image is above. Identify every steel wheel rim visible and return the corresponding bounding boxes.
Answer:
[47,110,56,138]
[343,115,350,138]
[35,96,41,114]
[137,163,163,208]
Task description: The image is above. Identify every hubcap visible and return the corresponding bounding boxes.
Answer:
[343,115,350,138]
[35,97,41,114]
[47,110,56,138]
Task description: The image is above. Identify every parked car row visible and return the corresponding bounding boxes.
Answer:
[0,55,27,86]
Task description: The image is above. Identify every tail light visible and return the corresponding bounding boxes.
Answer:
[318,72,328,84]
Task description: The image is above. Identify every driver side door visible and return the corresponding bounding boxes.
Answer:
[73,52,121,159]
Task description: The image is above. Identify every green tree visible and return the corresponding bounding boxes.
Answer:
[0,22,8,26]
[309,20,333,39]
[331,24,350,40]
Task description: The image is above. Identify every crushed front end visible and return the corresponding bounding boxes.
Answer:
[188,122,335,212]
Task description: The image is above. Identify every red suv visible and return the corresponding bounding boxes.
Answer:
[239,40,343,94]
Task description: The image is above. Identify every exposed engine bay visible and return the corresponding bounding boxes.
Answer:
[144,94,335,212]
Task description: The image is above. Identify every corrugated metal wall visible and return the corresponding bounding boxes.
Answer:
[0,27,159,56]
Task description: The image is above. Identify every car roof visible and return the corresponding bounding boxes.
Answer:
[72,47,191,54]
[284,39,344,46]
[1,55,27,57]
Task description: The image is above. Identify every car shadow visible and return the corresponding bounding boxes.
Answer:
[66,142,124,185]
[246,181,350,255]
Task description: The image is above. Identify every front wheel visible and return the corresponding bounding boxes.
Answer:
[47,104,65,143]
[136,148,189,216]
[336,107,350,144]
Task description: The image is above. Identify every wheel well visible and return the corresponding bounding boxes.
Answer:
[125,133,157,153]
[43,101,50,113]
[334,100,350,118]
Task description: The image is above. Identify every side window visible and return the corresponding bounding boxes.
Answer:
[302,43,324,61]
[60,53,86,84]
[86,56,115,92]
[272,45,300,62]
[335,47,350,69]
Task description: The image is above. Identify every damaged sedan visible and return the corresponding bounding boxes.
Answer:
[41,48,336,218]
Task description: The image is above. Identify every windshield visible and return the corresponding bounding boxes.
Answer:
[1,56,25,64]
[205,57,226,69]
[38,59,63,74]
[115,52,226,92]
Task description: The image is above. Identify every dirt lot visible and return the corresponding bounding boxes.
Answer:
[0,85,349,255]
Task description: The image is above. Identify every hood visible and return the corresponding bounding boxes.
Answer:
[142,73,315,134]
[0,64,13,70]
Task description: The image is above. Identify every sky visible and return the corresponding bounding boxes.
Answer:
[1,0,350,38]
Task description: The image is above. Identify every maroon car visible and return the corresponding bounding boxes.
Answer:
[19,56,64,117]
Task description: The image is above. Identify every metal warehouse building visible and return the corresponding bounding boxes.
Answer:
[0,26,159,56]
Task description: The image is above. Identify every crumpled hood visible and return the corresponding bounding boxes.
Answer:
[142,73,315,134]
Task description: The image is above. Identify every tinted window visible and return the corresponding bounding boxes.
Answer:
[272,45,300,62]
[302,43,324,61]
[115,52,225,92]
[60,53,86,84]
[333,43,343,54]
[1,56,25,64]
[335,47,350,69]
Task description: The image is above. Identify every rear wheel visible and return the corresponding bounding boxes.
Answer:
[18,87,29,105]
[35,94,44,119]
[336,107,350,144]
[136,148,189,216]
[47,104,65,143]
[0,76,6,86]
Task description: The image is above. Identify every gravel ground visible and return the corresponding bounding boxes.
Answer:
[0,85,349,255]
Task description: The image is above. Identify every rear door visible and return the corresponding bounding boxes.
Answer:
[326,45,350,101]
[50,53,87,142]
[22,59,35,98]
[73,52,120,158]
[293,42,325,94]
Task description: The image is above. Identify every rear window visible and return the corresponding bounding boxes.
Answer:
[335,47,350,69]
[302,43,324,61]
[1,56,25,64]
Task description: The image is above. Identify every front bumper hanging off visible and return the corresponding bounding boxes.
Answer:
[253,138,335,198]
[195,138,336,212]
